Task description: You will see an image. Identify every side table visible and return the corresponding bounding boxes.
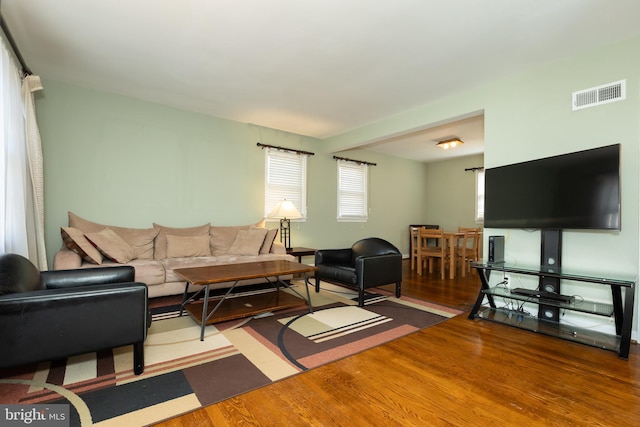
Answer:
[286,247,316,263]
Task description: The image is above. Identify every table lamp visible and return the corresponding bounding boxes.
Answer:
[267,199,302,250]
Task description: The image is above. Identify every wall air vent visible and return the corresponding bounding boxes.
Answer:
[572,79,626,111]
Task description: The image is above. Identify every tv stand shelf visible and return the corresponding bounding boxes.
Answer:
[478,307,621,351]
[468,262,635,359]
[485,287,615,316]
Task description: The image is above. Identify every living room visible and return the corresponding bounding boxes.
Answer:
[31,27,640,336]
[2,1,640,425]
[23,40,640,278]
[1,3,636,283]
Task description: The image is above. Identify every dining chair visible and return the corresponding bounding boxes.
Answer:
[455,227,481,277]
[417,228,446,279]
[409,224,439,271]
[465,227,482,267]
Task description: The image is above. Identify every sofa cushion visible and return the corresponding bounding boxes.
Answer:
[68,212,158,260]
[59,258,165,286]
[228,229,268,256]
[68,211,105,233]
[166,234,211,258]
[126,259,166,285]
[61,227,103,265]
[316,264,357,286]
[85,228,135,263]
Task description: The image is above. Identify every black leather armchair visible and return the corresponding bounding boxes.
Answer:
[0,253,149,375]
[314,238,402,306]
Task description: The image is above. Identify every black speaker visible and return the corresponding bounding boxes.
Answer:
[488,235,505,263]
[539,229,563,322]
[541,229,562,269]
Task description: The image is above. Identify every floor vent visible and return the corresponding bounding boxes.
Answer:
[572,79,626,111]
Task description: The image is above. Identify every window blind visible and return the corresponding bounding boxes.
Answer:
[337,160,368,222]
[264,148,307,218]
[475,169,485,222]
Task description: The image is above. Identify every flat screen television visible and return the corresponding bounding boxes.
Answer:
[484,144,621,230]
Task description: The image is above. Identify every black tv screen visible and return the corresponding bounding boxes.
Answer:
[484,144,621,230]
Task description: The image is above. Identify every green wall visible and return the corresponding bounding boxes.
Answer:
[424,154,484,231]
[326,35,640,334]
[328,35,640,275]
[36,81,436,264]
[37,33,639,302]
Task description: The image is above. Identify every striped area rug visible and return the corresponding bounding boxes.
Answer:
[0,281,462,427]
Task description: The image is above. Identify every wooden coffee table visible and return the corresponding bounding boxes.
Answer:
[174,260,316,340]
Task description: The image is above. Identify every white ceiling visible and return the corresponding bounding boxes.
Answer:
[3,0,640,162]
[362,113,485,162]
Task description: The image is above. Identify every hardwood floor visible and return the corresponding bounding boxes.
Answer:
[152,260,640,426]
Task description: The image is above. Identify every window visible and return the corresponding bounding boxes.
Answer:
[475,169,485,223]
[337,160,368,222]
[264,148,307,218]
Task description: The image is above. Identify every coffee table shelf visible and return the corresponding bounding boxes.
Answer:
[184,290,305,325]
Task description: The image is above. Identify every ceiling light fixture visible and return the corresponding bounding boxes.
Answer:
[436,138,464,149]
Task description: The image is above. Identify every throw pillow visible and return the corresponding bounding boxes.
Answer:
[228,228,268,256]
[153,223,211,260]
[61,226,103,265]
[85,227,135,264]
[209,225,251,256]
[68,211,158,260]
[257,227,278,254]
[166,234,211,258]
[108,226,159,260]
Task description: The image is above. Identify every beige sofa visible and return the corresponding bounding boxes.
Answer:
[53,212,294,298]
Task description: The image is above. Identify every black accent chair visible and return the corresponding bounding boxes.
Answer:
[0,253,149,375]
[314,238,402,306]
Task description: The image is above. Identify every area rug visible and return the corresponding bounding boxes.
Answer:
[0,281,462,426]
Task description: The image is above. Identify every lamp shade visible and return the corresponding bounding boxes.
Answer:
[267,199,302,219]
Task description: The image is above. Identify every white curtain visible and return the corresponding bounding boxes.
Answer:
[22,75,46,269]
[1,36,47,268]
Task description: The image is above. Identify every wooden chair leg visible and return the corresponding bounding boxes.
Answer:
[395,282,401,298]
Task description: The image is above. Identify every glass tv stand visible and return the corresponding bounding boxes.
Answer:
[468,262,636,359]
